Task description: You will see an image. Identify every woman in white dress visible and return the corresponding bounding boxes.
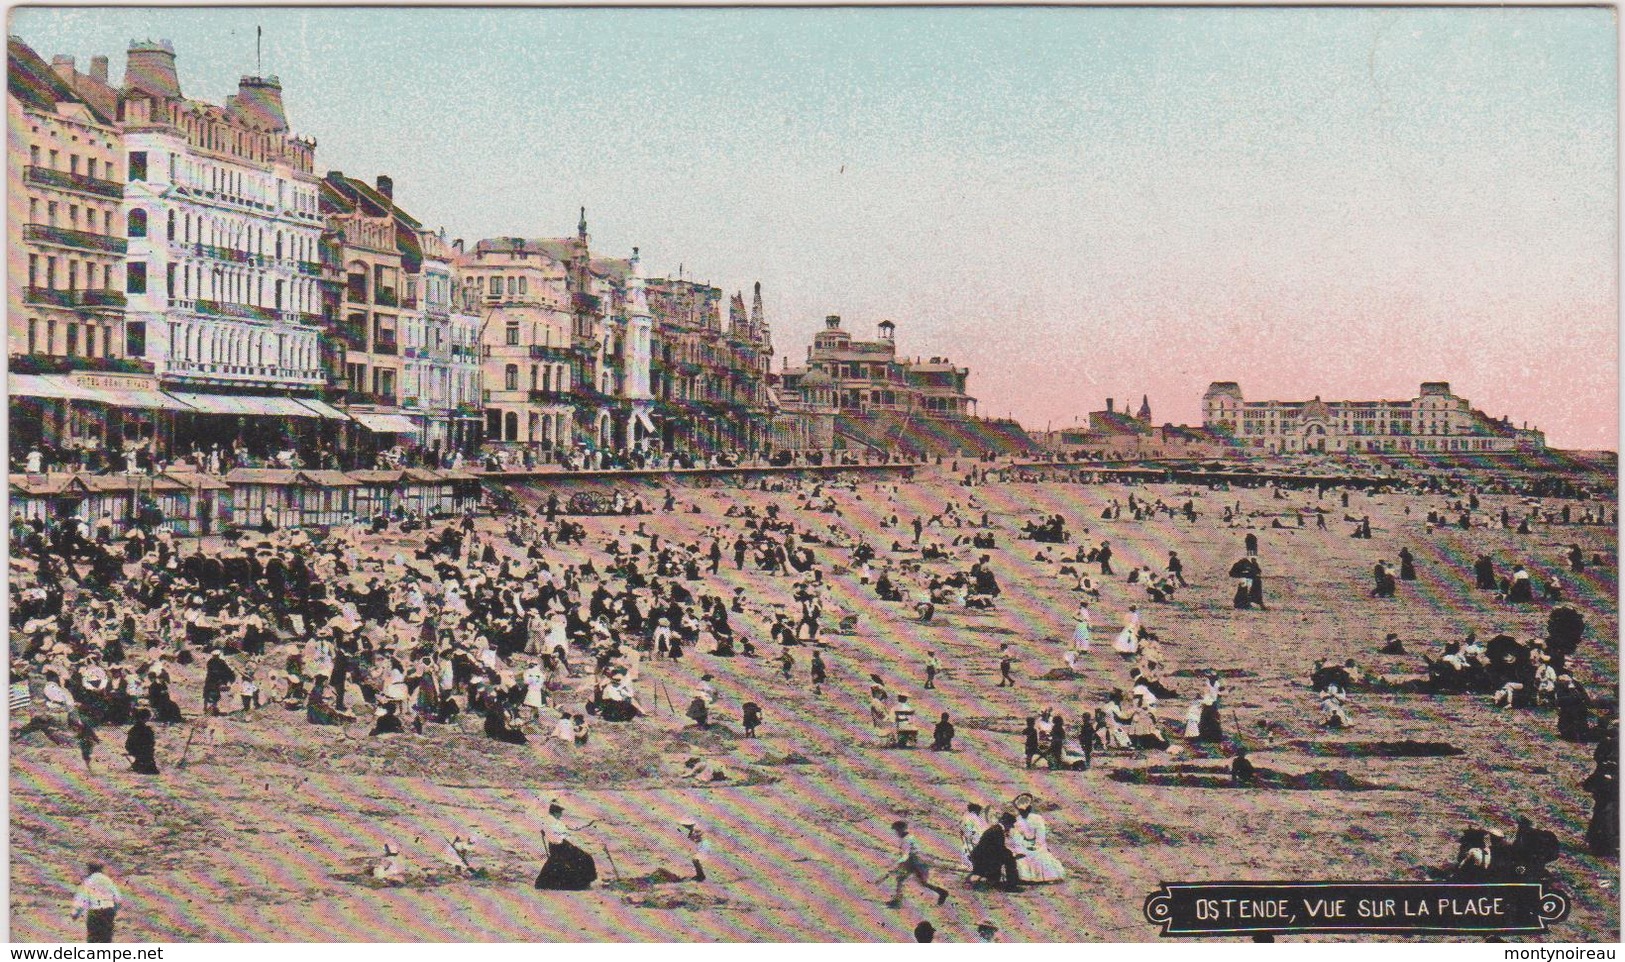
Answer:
[1113,605,1141,656]
[1011,794,1065,883]
[522,662,548,720]
[1071,602,1092,655]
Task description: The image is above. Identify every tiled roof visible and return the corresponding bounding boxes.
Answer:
[8,38,116,126]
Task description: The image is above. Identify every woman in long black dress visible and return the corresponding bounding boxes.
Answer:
[146,675,184,724]
[535,802,597,890]
[125,709,159,774]
[483,700,528,744]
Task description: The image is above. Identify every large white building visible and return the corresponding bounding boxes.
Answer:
[403,230,482,454]
[120,41,326,400]
[1201,381,1545,455]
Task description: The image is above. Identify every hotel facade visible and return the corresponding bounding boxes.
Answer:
[1201,381,1545,455]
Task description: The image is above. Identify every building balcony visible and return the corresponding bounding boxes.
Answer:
[296,261,322,277]
[23,224,127,255]
[401,296,419,310]
[372,333,399,355]
[24,165,124,200]
[528,345,575,361]
[194,299,281,324]
[23,286,127,310]
[343,391,398,407]
[529,389,574,404]
[375,288,399,308]
[164,358,323,383]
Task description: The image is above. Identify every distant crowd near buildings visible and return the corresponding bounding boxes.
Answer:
[1038,383,1546,459]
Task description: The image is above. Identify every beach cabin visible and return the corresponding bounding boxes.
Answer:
[153,471,234,536]
[7,473,144,528]
[349,469,409,520]
[438,468,482,515]
[224,469,359,530]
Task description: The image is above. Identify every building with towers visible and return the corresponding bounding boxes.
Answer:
[1201,381,1545,455]
[773,313,1032,458]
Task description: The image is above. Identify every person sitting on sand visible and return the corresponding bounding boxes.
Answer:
[372,843,409,884]
[681,756,730,782]
[369,704,404,737]
[483,699,528,744]
[1320,684,1352,728]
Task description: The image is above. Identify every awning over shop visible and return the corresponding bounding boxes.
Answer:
[634,410,657,435]
[166,392,252,415]
[98,389,191,412]
[351,412,420,434]
[9,374,113,403]
[247,396,321,418]
[294,398,349,420]
[165,393,320,417]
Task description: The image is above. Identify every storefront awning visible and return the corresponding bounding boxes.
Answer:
[351,412,420,434]
[634,410,657,435]
[294,398,350,420]
[248,396,321,418]
[99,389,192,412]
[166,392,252,415]
[9,374,113,403]
[166,393,321,417]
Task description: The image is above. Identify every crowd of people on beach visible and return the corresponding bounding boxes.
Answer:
[11,447,1619,942]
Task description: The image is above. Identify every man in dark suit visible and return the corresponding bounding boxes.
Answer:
[969,813,1023,891]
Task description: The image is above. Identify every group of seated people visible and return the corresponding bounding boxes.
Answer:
[1021,514,1070,544]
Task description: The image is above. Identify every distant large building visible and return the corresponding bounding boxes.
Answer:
[1201,381,1545,455]
[778,315,974,418]
[773,314,1033,457]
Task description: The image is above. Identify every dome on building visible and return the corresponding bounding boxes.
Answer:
[800,368,833,388]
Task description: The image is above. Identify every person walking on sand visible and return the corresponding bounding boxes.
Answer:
[71,862,122,943]
[924,650,940,690]
[679,818,711,882]
[997,645,1016,688]
[878,820,949,908]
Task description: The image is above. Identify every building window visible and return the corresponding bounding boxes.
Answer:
[126,262,147,294]
[167,211,176,241]
[490,276,504,297]
[128,151,147,181]
[27,319,38,354]
[516,276,527,295]
[505,364,519,391]
[128,208,147,237]
[66,323,79,356]
[505,322,519,346]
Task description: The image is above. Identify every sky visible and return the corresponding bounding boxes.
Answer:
[11,6,1618,449]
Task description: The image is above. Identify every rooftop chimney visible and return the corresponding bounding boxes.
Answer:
[235,75,288,131]
[375,174,393,200]
[125,40,181,100]
[1106,398,1114,413]
[89,56,109,83]
[50,55,75,84]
